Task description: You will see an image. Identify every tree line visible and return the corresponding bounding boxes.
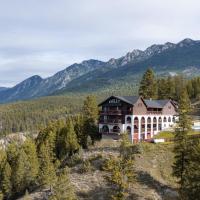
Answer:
[139,68,200,101]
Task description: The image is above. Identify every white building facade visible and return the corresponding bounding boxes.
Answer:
[99,96,178,142]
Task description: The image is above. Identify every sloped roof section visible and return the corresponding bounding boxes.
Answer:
[98,96,140,106]
[115,96,140,105]
[144,99,170,108]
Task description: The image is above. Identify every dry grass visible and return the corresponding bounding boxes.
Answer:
[70,139,178,200]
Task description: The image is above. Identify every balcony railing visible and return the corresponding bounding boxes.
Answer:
[100,110,132,115]
[99,119,122,124]
[146,111,162,115]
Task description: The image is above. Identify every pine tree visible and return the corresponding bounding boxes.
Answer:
[1,161,12,198]
[74,115,88,148]
[157,78,169,99]
[6,143,19,168]
[0,191,3,200]
[38,143,56,191]
[49,168,76,200]
[173,89,192,199]
[56,120,80,159]
[83,95,99,122]
[22,139,39,188]
[82,95,100,144]
[12,148,29,194]
[119,133,132,159]
[180,139,200,199]
[138,68,157,99]
[0,149,12,198]
[104,135,135,200]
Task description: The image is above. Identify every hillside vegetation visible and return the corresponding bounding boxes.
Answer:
[1,71,200,137]
[16,140,177,200]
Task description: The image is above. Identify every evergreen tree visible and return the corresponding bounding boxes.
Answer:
[56,120,80,159]
[157,78,169,99]
[22,139,39,188]
[179,139,200,200]
[12,148,29,194]
[138,68,157,99]
[1,161,12,198]
[36,124,57,162]
[173,89,192,199]
[82,95,100,144]
[83,95,98,122]
[74,115,88,148]
[104,135,135,200]
[6,143,19,168]
[49,168,76,200]
[38,143,56,190]
[0,191,3,200]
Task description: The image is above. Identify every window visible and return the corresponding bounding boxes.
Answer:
[127,117,131,123]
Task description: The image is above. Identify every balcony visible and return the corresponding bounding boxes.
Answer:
[100,110,132,115]
[146,111,162,115]
[99,119,122,124]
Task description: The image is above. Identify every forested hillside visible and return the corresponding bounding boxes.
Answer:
[0,96,85,137]
[1,68,200,137]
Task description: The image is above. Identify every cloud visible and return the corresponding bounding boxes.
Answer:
[0,0,199,86]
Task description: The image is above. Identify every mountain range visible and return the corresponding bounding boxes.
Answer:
[1,38,200,103]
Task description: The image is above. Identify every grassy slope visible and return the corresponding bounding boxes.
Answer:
[17,139,177,200]
[70,140,178,200]
[154,130,200,139]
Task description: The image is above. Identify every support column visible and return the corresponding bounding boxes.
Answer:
[161,116,163,131]
[131,116,134,144]
[156,116,159,133]
[151,117,154,138]
[138,117,141,141]
[144,117,147,139]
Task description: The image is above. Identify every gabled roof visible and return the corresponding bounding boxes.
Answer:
[144,99,171,108]
[115,96,140,105]
[98,96,140,106]
[98,95,176,109]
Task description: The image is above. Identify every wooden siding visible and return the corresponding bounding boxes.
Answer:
[162,101,177,115]
[132,98,147,115]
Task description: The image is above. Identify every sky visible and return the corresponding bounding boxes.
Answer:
[0,0,199,87]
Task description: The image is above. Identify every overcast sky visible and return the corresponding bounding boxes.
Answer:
[0,0,199,87]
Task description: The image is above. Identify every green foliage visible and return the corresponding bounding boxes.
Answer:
[83,95,99,122]
[104,156,135,200]
[79,159,92,174]
[1,161,12,197]
[0,95,84,137]
[0,192,3,200]
[173,89,192,198]
[153,131,175,139]
[38,143,56,190]
[22,139,39,187]
[82,95,100,145]
[119,133,133,159]
[56,120,80,160]
[104,135,135,200]
[182,139,200,199]
[49,168,77,200]
[139,68,157,99]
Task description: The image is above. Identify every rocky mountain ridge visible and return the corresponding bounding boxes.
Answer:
[1,38,200,103]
